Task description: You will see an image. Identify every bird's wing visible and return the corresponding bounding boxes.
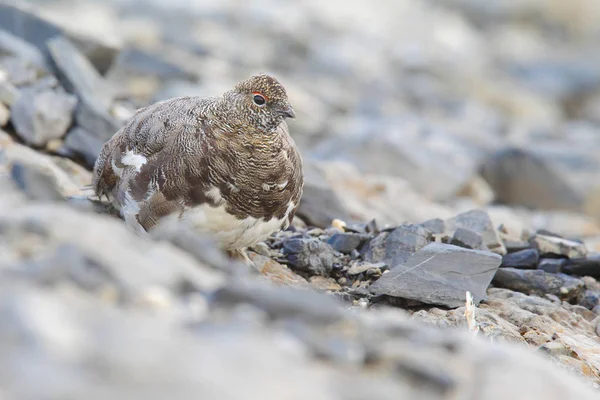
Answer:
[91,96,213,229]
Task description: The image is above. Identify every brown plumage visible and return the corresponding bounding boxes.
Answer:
[92,74,303,260]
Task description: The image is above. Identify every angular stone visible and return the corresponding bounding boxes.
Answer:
[369,243,502,308]
[446,209,506,255]
[481,145,600,221]
[504,240,532,253]
[365,224,433,267]
[327,232,370,254]
[282,238,335,276]
[492,268,584,301]
[0,28,50,71]
[0,79,20,106]
[309,276,342,292]
[296,161,351,228]
[562,254,600,279]
[501,249,539,269]
[47,36,121,142]
[61,126,104,167]
[537,258,566,274]
[420,218,445,235]
[249,253,309,287]
[451,227,483,250]
[531,234,587,259]
[9,161,63,202]
[578,290,600,310]
[0,56,45,86]
[10,88,77,146]
[0,2,119,74]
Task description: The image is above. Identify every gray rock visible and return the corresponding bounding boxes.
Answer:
[61,126,104,167]
[481,145,600,221]
[420,218,446,234]
[106,47,198,81]
[531,234,587,259]
[504,240,532,253]
[326,232,370,254]
[10,88,77,146]
[212,278,344,323]
[577,290,600,310]
[0,56,45,86]
[9,161,63,201]
[0,2,119,74]
[446,209,506,254]
[500,249,539,269]
[282,238,334,276]
[0,28,50,71]
[563,254,600,279]
[369,242,502,308]
[46,36,121,142]
[537,258,566,274]
[365,224,433,267]
[347,262,386,276]
[492,268,584,301]
[451,227,483,249]
[296,161,351,228]
[0,79,20,106]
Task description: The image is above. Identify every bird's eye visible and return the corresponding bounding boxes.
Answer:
[253,94,266,106]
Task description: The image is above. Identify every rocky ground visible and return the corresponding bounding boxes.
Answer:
[1,0,600,398]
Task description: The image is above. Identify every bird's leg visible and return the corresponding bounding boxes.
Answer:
[226,248,254,267]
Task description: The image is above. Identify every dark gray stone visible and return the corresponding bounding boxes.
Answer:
[282,238,335,276]
[537,258,566,274]
[420,218,446,234]
[563,254,600,279]
[61,126,104,167]
[492,268,584,301]
[327,232,370,254]
[367,224,433,267]
[0,2,118,74]
[451,227,483,250]
[296,161,351,228]
[501,249,539,269]
[369,242,502,308]
[577,290,600,310]
[10,88,77,146]
[446,209,505,254]
[46,36,121,142]
[9,161,63,201]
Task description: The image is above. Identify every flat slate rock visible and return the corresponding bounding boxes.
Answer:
[451,227,483,250]
[369,242,502,308]
[492,268,584,301]
[563,253,600,279]
[365,224,433,267]
[500,248,539,269]
[537,258,566,274]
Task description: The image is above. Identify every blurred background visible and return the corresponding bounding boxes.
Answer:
[8,0,599,241]
[1,1,600,397]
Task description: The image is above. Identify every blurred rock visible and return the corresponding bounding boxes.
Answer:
[282,238,335,276]
[10,88,77,146]
[578,290,600,310]
[446,209,506,255]
[451,227,483,249]
[47,36,121,142]
[500,249,539,269]
[0,28,50,72]
[537,258,566,274]
[481,145,600,221]
[296,161,351,228]
[0,78,20,106]
[531,234,587,259]
[365,224,433,267]
[61,126,104,167]
[0,102,8,126]
[326,232,370,254]
[249,253,309,287]
[493,268,584,300]
[9,161,63,201]
[0,1,119,74]
[370,242,502,308]
[563,254,600,279]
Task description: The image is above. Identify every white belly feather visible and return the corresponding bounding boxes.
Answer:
[180,201,295,250]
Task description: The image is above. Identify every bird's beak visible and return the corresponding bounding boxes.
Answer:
[280,105,296,119]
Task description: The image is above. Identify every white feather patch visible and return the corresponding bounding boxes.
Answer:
[121,150,147,172]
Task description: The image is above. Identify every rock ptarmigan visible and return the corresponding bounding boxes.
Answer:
[92,74,303,262]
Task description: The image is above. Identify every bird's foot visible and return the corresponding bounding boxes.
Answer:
[226,248,255,268]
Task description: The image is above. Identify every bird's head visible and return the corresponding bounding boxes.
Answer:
[222,74,295,133]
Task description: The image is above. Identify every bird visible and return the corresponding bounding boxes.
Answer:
[91,73,304,263]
